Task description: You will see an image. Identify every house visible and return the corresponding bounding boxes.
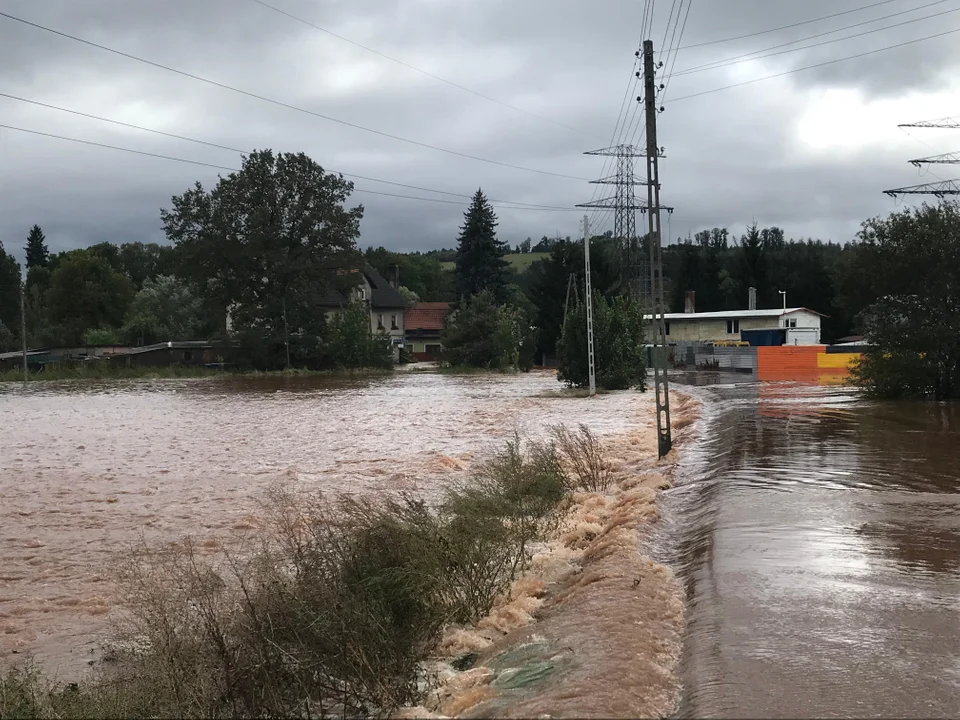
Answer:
[645,307,824,346]
[318,265,408,359]
[404,302,452,361]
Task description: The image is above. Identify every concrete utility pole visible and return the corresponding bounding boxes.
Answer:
[779,290,787,310]
[642,39,672,459]
[20,279,27,382]
[583,214,596,397]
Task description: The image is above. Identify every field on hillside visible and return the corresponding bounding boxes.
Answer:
[439,252,548,272]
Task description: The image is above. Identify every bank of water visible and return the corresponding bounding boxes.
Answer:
[0,370,686,712]
[654,374,960,719]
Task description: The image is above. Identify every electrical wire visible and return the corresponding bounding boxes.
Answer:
[0,124,583,212]
[668,24,960,103]
[667,0,907,52]
[672,1,959,78]
[247,0,601,140]
[0,93,580,210]
[0,11,589,182]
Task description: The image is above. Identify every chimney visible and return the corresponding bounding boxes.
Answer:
[684,290,696,314]
[748,286,757,311]
[391,264,400,289]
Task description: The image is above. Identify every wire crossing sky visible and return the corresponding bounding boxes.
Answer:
[1,0,958,259]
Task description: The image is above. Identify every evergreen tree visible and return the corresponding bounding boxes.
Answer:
[0,239,21,349]
[454,189,509,300]
[24,225,49,269]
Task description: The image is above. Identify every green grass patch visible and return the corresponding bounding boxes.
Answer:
[438,252,547,274]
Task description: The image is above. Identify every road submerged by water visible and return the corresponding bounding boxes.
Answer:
[655,375,960,719]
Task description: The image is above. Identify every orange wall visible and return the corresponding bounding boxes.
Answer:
[756,346,861,382]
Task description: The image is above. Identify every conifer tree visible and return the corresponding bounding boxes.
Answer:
[454,189,509,300]
[24,225,49,269]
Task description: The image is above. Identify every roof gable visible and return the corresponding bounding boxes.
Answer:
[406,302,452,331]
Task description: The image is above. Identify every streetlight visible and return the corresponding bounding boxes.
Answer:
[778,290,787,310]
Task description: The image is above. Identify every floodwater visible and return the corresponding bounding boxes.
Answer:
[658,375,960,719]
[0,369,655,679]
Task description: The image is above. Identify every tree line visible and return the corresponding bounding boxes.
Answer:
[1,147,956,396]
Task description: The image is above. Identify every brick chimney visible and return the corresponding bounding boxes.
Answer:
[684,290,695,314]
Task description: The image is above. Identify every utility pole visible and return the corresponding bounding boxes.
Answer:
[884,116,960,198]
[20,279,27,383]
[642,39,672,459]
[583,214,596,397]
[281,297,291,369]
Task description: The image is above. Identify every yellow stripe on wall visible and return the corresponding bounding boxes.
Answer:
[817,352,860,369]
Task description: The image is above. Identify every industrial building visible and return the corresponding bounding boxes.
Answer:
[645,307,824,346]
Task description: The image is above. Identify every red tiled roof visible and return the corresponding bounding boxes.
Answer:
[406,302,452,331]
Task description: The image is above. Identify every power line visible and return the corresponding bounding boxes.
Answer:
[247,0,600,140]
[668,25,960,103]
[0,92,576,209]
[669,0,906,51]
[0,124,581,212]
[0,11,589,182]
[672,1,958,78]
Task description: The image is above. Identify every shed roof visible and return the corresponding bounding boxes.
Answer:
[406,302,452,331]
[644,307,825,321]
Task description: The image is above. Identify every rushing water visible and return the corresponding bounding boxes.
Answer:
[0,369,653,679]
[658,375,960,719]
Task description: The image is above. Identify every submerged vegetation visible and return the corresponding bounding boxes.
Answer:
[0,427,610,719]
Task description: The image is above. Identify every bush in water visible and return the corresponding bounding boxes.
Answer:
[0,428,603,718]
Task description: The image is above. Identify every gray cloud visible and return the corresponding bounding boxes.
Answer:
[1,0,959,265]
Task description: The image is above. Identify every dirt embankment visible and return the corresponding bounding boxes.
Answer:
[398,390,699,719]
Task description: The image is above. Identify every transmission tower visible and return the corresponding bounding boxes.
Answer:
[576,145,672,302]
[884,116,960,198]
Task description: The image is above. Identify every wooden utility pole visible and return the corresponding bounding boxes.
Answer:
[642,39,672,458]
[20,279,27,382]
[583,214,596,397]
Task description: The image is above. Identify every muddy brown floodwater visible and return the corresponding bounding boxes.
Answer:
[0,369,661,681]
[656,375,960,719]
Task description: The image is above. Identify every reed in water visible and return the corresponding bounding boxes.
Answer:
[0,427,608,719]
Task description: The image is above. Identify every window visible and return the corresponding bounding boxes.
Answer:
[377,313,384,329]
[391,314,399,330]
[726,319,740,334]
[789,318,797,328]
[664,321,671,336]
[358,288,366,300]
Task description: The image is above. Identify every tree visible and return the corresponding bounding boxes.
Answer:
[440,290,521,369]
[117,242,177,289]
[454,190,509,301]
[848,202,960,400]
[326,302,393,369]
[24,225,49,269]
[557,292,647,391]
[520,237,533,254]
[44,250,134,345]
[162,150,363,345]
[0,239,22,347]
[121,275,208,345]
[527,236,616,363]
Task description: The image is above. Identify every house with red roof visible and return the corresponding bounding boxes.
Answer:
[404,302,452,361]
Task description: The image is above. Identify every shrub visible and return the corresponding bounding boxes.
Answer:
[552,424,612,493]
[442,434,566,621]
[327,302,394,369]
[557,291,647,391]
[0,431,601,718]
[440,290,521,369]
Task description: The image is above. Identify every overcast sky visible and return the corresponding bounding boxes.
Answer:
[1,0,959,263]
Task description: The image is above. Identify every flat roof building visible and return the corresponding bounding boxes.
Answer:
[644,307,824,346]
